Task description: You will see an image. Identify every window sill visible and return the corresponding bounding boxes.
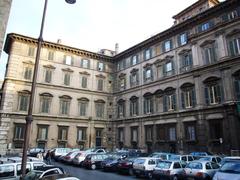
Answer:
[57,140,67,142]
[13,139,24,142]
[37,139,47,142]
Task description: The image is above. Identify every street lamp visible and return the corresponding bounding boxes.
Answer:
[20,0,76,178]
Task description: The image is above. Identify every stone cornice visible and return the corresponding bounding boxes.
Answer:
[4,33,113,62]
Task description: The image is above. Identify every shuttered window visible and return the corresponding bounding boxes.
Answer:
[81,76,88,88]
[45,69,52,83]
[97,79,104,91]
[24,67,32,80]
[64,73,71,86]
[19,94,29,111]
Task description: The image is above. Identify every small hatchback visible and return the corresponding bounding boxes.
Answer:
[82,154,108,170]
[153,160,186,180]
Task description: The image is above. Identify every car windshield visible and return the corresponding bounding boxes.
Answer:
[169,155,180,160]
[186,162,203,169]
[156,161,172,169]
[134,159,146,164]
[220,162,240,174]
[199,157,211,161]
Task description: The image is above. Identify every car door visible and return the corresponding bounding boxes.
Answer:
[0,164,15,179]
[147,159,157,171]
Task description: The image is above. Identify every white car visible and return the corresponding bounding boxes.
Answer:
[133,157,161,179]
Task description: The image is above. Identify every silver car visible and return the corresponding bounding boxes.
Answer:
[184,160,220,180]
[213,161,240,180]
[198,156,222,165]
[153,160,187,180]
[170,155,195,163]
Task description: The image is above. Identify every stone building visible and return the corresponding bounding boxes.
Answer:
[0,0,12,57]
[0,0,240,154]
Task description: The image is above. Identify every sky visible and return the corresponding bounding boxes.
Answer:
[0,0,213,80]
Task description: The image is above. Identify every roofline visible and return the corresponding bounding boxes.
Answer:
[172,0,220,19]
[4,33,113,61]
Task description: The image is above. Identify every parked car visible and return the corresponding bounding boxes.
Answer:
[62,150,80,164]
[0,160,47,179]
[152,160,187,180]
[133,157,161,179]
[149,152,173,160]
[184,160,220,180]
[169,155,195,163]
[220,156,240,166]
[190,152,212,160]
[82,153,108,170]
[27,148,45,157]
[72,151,87,166]
[117,157,137,175]
[198,156,222,165]
[52,148,72,161]
[101,153,127,171]
[213,161,240,180]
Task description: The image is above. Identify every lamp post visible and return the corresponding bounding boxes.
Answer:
[20,0,76,178]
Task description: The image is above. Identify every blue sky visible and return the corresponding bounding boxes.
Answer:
[0,0,207,80]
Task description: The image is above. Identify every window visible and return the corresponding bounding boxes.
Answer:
[145,126,153,142]
[163,40,172,52]
[81,76,88,88]
[18,91,30,111]
[130,70,139,87]
[81,59,90,69]
[0,165,14,177]
[144,48,152,60]
[78,98,89,116]
[44,68,52,83]
[119,77,126,90]
[131,127,138,142]
[180,51,192,72]
[209,120,223,140]
[37,125,48,140]
[155,90,164,113]
[97,79,104,91]
[181,84,196,109]
[144,94,153,114]
[24,66,32,80]
[222,10,239,21]
[40,93,52,113]
[95,101,105,118]
[169,126,176,141]
[178,33,187,46]
[185,124,196,141]
[28,47,35,57]
[97,62,105,71]
[156,125,165,141]
[204,78,223,105]
[228,37,240,56]
[203,45,216,64]
[64,72,71,86]
[198,21,213,32]
[118,128,124,142]
[131,55,139,65]
[14,124,25,140]
[117,99,125,117]
[163,89,176,112]
[130,96,139,116]
[59,96,71,115]
[233,71,240,100]
[64,55,73,65]
[163,61,174,76]
[77,128,87,141]
[143,66,153,82]
[48,51,54,60]
[118,59,126,70]
[58,126,68,141]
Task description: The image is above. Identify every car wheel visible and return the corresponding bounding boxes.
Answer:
[147,172,153,179]
[129,168,134,176]
[172,175,178,180]
[91,164,96,170]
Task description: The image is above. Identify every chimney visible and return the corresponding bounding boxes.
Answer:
[57,39,62,44]
[115,43,119,54]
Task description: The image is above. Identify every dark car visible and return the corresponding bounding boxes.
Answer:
[82,153,108,170]
[101,153,127,171]
[118,157,137,175]
[27,148,45,157]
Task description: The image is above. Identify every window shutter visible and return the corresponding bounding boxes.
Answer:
[144,99,147,114]
[170,40,173,50]
[150,98,153,113]
[163,95,167,112]
[63,55,66,64]
[235,80,240,100]
[97,62,99,70]
[222,14,228,21]
[150,48,152,58]
[130,102,133,116]
[181,92,185,109]
[198,25,202,33]
[209,20,214,28]
[103,64,106,71]
[130,75,133,86]
[192,89,196,107]
[143,70,146,82]
[177,35,181,46]
[204,48,210,64]
[136,100,139,115]
[71,57,74,65]
[171,61,175,75]
[173,94,177,110]
[189,53,193,66]
[210,47,216,62]
[143,51,146,60]
[216,84,223,103]
[136,55,139,63]
[162,43,165,53]
[229,40,235,56]
[123,103,125,117]
[163,64,166,76]
[205,87,209,105]
[117,104,120,118]
[136,72,139,84]
[150,68,153,81]
[87,60,90,69]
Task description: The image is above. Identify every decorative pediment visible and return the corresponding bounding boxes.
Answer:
[39,92,53,97]
[130,96,138,100]
[143,63,153,68]
[143,92,153,97]
[232,69,240,77]
[118,73,126,78]
[95,74,106,79]
[77,97,89,101]
[154,59,164,65]
[94,99,105,103]
[79,71,90,76]
[164,55,174,60]
[43,64,56,69]
[117,99,125,103]
[164,87,176,93]
[154,89,164,96]
[180,82,194,89]
[200,40,215,47]
[18,90,31,94]
[130,68,139,73]
[61,68,73,72]
[59,95,72,99]
[203,76,221,84]
[226,29,240,37]
[178,49,191,55]
[22,60,34,65]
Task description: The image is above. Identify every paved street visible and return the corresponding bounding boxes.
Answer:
[52,161,140,180]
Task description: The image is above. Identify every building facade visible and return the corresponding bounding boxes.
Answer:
[0,0,12,57]
[0,0,240,155]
